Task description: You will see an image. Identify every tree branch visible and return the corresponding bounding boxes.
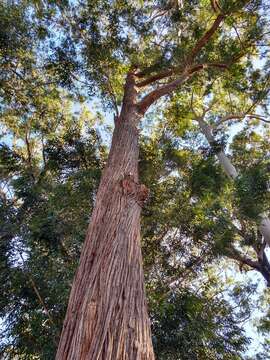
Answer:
[137,63,227,114]
[136,69,174,88]
[136,62,227,88]
[185,14,225,65]
[137,72,189,114]
[17,251,60,343]
[215,112,270,127]
[136,14,225,86]
[228,248,261,271]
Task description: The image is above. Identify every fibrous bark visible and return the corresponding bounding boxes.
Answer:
[56,12,231,356]
[56,72,155,359]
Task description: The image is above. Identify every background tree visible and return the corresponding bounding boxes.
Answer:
[162,62,270,286]
[1,110,257,359]
[52,1,269,358]
[0,97,104,358]
[1,0,270,359]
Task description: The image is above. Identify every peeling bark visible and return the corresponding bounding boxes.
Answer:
[56,72,155,359]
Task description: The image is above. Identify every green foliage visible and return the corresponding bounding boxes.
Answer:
[191,156,227,196]
[0,90,104,358]
[235,163,270,220]
[1,0,270,358]
[152,290,249,360]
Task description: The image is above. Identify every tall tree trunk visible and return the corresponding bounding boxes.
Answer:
[56,72,155,359]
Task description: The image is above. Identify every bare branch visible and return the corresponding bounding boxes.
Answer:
[146,9,168,24]
[228,248,261,271]
[17,251,60,343]
[232,24,244,50]
[257,117,270,124]
[137,63,228,114]
[215,112,270,127]
[137,72,189,114]
[185,14,225,64]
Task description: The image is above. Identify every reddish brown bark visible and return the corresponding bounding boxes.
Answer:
[56,12,231,356]
[56,71,155,359]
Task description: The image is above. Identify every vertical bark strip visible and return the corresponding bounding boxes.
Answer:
[56,72,155,359]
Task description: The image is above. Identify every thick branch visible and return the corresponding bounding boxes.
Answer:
[228,248,261,271]
[137,63,227,114]
[136,62,227,88]
[137,72,189,115]
[259,250,270,287]
[136,69,174,88]
[185,14,225,64]
[198,114,270,248]
[136,14,225,87]
[249,245,270,287]
[190,62,228,73]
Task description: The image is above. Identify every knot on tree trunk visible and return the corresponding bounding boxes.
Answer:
[121,174,149,206]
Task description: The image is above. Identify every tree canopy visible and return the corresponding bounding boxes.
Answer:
[1,0,270,359]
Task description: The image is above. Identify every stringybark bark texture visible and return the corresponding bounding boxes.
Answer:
[56,71,155,359]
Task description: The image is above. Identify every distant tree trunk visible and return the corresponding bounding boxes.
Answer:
[197,117,270,286]
[56,71,155,359]
[197,117,270,243]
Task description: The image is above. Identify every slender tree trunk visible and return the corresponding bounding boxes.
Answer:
[259,250,270,287]
[197,117,270,285]
[197,117,270,243]
[56,72,155,359]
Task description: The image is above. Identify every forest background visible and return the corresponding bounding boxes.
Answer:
[1,0,270,359]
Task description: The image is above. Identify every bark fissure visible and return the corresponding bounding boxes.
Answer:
[56,73,155,359]
[56,7,245,354]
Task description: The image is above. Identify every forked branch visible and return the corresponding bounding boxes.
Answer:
[136,14,226,88]
[185,14,225,64]
[136,62,227,88]
[137,63,227,114]
[137,72,189,114]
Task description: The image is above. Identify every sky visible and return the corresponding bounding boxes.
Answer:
[1,2,270,356]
